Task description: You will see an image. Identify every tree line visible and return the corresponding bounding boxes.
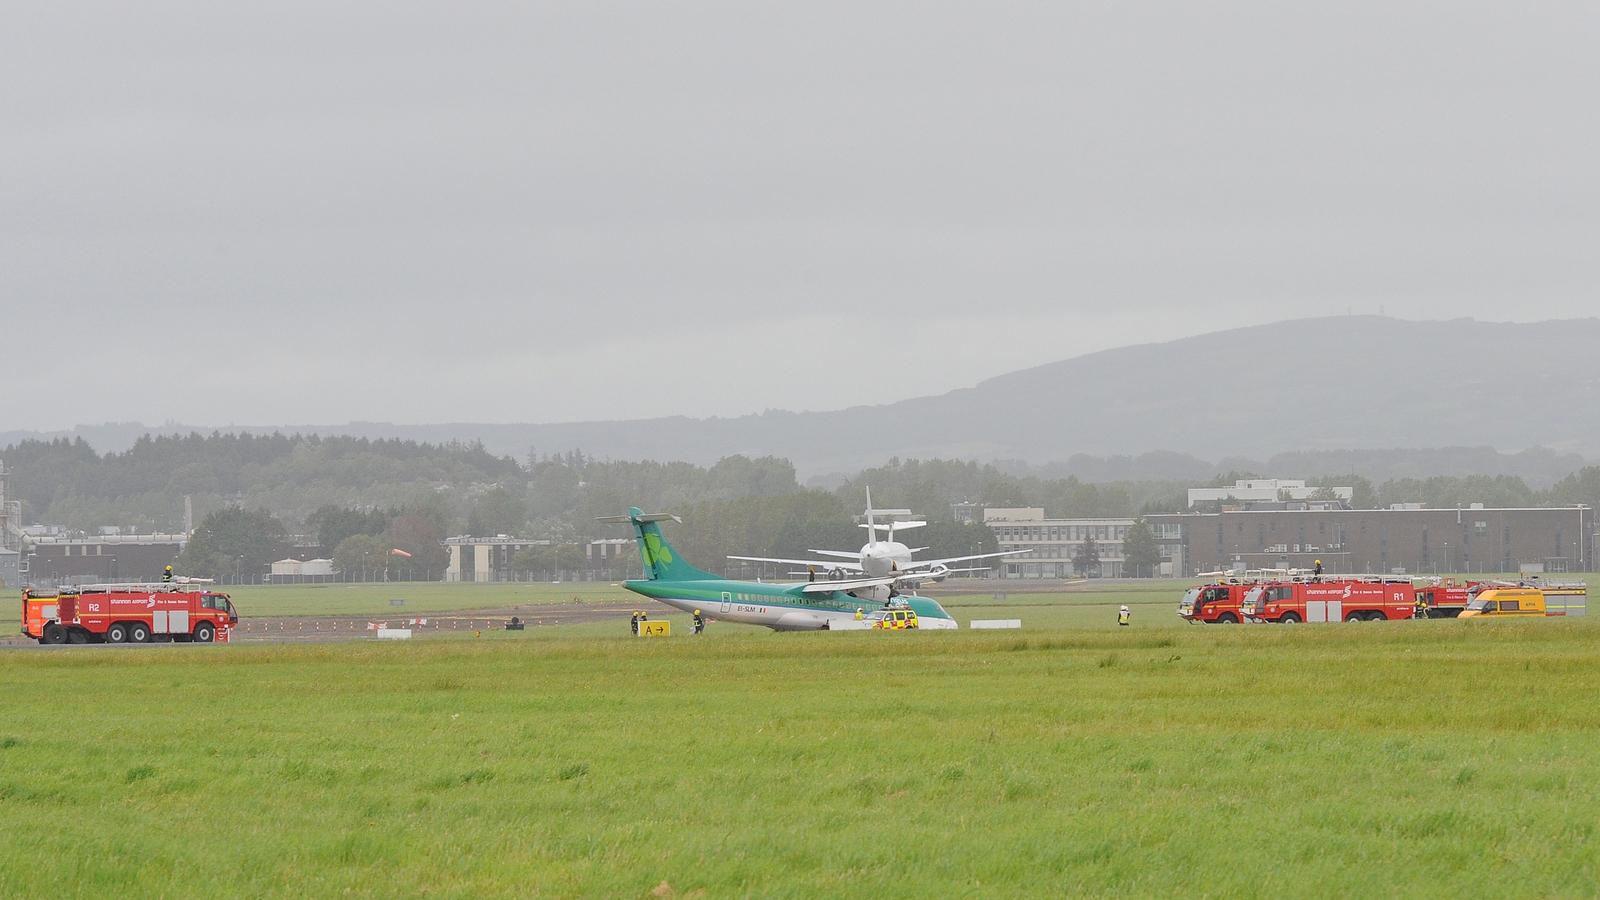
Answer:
[11,432,1600,582]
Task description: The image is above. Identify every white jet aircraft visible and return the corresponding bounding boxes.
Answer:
[728,488,1027,602]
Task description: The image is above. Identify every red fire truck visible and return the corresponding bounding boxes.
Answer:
[1178,580,1256,623]
[22,583,238,645]
[1239,576,1417,623]
[1413,579,1475,618]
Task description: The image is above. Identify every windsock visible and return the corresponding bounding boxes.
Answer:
[391,548,413,557]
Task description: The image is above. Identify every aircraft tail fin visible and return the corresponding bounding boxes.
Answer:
[597,508,723,582]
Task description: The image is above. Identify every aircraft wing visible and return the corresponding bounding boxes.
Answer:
[799,574,900,594]
[899,548,1033,572]
[807,549,865,560]
[727,555,864,572]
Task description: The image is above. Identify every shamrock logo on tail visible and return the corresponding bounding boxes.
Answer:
[643,533,674,567]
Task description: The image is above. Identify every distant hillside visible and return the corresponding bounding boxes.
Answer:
[6,317,1598,477]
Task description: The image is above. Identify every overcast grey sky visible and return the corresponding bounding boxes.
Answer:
[3,2,1597,431]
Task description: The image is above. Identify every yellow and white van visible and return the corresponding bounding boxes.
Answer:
[1458,588,1545,618]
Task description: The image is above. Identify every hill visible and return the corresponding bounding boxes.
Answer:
[6,316,1598,477]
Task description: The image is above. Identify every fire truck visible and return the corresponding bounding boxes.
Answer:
[1177,572,1296,624]
[22,582,238,645]
[1238,576,1417,623]
[1413,579,1475,618]
[1434,578,1587,618]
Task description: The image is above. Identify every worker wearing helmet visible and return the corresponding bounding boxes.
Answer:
[1313,559,1323,577]
[163,565,174,583]
[692,609,705,634]
[1118,605,1130,626]
[630,611,640,635]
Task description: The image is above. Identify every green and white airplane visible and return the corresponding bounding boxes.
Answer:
[599,508,960,631]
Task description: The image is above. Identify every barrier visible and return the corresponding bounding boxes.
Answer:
[969,619,1022,629]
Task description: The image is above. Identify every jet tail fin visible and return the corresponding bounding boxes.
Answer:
[598,507,722,582]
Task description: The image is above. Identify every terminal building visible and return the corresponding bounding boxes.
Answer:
[984,508,1155,578]
[1144,504,1592,576]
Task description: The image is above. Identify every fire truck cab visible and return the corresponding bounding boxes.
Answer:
[22,583,238,645]
[1178,583,1251,623]
[1413,580,1474,618]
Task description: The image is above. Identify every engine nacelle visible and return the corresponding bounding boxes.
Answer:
[848,584,892,603]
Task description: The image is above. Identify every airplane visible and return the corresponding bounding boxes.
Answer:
[598,507,960,631]
[727,488,1028,601]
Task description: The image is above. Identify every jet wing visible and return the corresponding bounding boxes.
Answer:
[899,548,1033,573]
[799,574,900,594]
[807,549,865,560]
[727,555,865,572]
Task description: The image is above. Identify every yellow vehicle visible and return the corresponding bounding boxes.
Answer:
[873,608,919,630]
[1458,588,1545,618]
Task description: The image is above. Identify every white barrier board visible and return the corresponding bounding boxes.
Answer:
[375,628,412,640]
[969,619,1022,629]
[826,618,875,631]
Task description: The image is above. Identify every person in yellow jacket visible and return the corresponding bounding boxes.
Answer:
[1118,605,1131,626]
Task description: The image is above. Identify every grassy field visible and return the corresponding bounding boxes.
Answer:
[4,616,1600,897]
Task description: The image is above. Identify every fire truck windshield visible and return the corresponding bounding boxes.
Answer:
[1243,587,1264,608]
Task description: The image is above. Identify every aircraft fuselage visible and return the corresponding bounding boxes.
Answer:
[624,577,956,631]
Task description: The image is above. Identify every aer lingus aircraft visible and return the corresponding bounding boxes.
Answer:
[599,508,960,631]
[728,488,1028,601]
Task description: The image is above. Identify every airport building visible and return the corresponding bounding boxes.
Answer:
[1144,505,1593,576]
[1187,479,1353,508]
[444,536,546,582]
[984,508,1171,578]
[269,557,336,584]
[26,533,187,586]
[0,462,21,589]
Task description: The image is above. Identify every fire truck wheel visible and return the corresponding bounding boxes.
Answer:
[1344,611,1366,622]
[193,622,216,643]
[1279,612,1301,624]
[1215,613,1239,624]
[129,623,151,643]
[105,623,128,643]
[41,623,67,645]
[1366,611,1387,622]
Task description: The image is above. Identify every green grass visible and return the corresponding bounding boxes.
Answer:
[0,582,636,629]
[4,617,1600,897]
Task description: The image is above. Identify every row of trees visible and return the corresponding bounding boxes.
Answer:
[178,498,451,581]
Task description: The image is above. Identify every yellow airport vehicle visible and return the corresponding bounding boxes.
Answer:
[873,608,919,630]
[1458,588,1545,618]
